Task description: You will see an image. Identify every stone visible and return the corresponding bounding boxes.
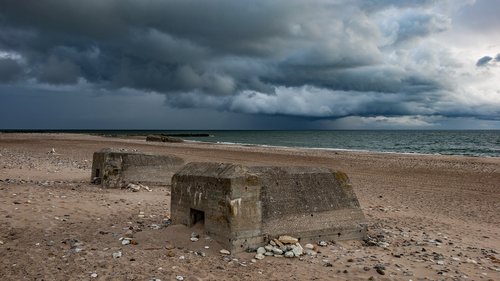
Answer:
[256,247,266,254]
[175,276,184,281]
[272,248,284,255]
[90,273,98,278]
[255,253,265,260]
[220,249,231,255]
[264,251,273,256]
[122,239,131,245]
[318,241,328,247]
[279,235,299,244]
[264,245,274,251]
[304,243,314,250]
[112,251,122,259]
[284,251,295,258]
[292,244,303,257]
[190,237,199,242]
[305,249,317,256]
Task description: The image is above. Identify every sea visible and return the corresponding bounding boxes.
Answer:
[3,130,499,157]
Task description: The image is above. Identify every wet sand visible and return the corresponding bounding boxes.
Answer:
[0,133,499,280]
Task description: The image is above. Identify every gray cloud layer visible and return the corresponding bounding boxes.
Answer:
[0,0,499,125]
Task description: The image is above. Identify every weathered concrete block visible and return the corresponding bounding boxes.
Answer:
[91,148,185,188]
[171,162,367,253]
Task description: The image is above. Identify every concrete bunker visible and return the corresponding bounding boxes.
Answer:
[91,148,185,188]
[171,162,367,253]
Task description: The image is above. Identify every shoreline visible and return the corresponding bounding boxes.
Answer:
[2,130,499,158]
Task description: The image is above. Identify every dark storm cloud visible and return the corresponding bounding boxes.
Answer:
[0,0,498,123]
[0,58,24,82]
[476,56,493,67]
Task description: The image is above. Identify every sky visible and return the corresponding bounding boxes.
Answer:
[0,0,499,130]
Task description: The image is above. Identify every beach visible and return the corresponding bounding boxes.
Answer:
[0,133,499,280]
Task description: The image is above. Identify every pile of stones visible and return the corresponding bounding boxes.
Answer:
[254,235,324,260]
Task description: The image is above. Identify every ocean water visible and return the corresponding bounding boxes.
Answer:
[3,130,499,157]
[179,130,500,157]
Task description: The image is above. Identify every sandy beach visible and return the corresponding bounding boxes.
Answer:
[0,133,499,281]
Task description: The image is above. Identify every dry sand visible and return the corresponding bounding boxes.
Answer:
[0,133,499,281]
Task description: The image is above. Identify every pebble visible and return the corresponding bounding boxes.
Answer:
[264,245,274,251]
[255,253,265,260]
[285,251,295,258]
[278,235,298,244]
[304,244,314,250]
[256,247,266,254]
[122,239,131,245]
[264,251,274,256]
[272,248,284,255]
[112,251,122,259]
[190,237,199,242]
[90,273,98,278]
[220,249,231,255]
[318,241,328,247]
[176,276,184,281]
[292,244,303,257]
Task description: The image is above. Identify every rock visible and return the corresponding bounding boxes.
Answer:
[264,251,273,256]
[122,239,131,245]
[284,251,295,258]
[251,259,257,263]
[264,245,274,251]
[305,249,317,256]
[273,239,285,248]
[304,243,314,250]
[377,242,390,248]
[112,251,122,258]
[220,249,231,255]
[272,248,284,255]
[124,230,134,238]
[0,240,3,245]
[175,276,184,281]
[256,247,266,254]
[190,237,199,242]
[374,264,386,275]
[90,273,98,278]
[318,241,328,247]
[278,235,298,244]
[292,244,303,257]
[255,253,265,260]
[269,240,276,246]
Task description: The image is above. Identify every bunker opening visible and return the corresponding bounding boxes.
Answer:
[190,208,205,226]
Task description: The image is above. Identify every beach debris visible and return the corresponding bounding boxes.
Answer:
[123,183,152,192]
